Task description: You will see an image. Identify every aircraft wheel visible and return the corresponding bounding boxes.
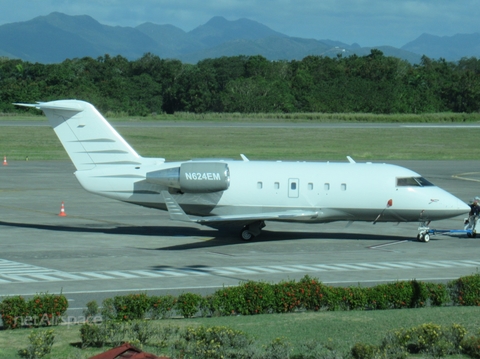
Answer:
[467,232,473,238]
[473,232,477,238]
[416,234,421,242]
[423,234,430,242]
[240,228,254,241]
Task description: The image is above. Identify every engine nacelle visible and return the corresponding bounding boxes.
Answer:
[146,162,230,193]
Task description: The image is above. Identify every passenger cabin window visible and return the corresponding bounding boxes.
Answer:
[274,182,280,189]
[396,177,434,187]
[341,183,347,191]
[291,182,297,190]
[308,183,313,190]
[257,181,263,189]
[324,183,330,191]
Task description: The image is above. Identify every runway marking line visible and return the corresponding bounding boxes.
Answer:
[369,240,409,249]
[1,258,480,284]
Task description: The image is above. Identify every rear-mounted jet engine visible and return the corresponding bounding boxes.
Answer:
[146,162,230,193]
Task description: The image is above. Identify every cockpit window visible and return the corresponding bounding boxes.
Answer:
[396,177,434,187]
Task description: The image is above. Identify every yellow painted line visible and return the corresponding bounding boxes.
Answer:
[453,172,480,183]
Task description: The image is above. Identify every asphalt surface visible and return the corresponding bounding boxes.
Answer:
[1,158,480,319]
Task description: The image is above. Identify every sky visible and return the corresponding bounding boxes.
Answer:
[0,0,478,48]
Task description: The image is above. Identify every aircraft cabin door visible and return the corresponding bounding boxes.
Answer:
[288,178,299,198]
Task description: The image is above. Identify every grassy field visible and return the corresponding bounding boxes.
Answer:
[4,110,480,122]
[0,306,479,358]
[0,117,479,162]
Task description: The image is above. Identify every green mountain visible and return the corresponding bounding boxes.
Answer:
[402,33,480,61]
[0,12,468,65]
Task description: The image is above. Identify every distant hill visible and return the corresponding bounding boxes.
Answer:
[0,12,159,62]
[402,33,480,61]
[0,12,476,64]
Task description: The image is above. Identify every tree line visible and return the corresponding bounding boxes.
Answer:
[1,49,479,115]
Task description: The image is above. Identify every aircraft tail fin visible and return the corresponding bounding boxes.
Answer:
[15,100,148,171]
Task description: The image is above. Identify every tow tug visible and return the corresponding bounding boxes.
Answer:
[417,197,480,242]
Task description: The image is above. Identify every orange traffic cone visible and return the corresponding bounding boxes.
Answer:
[2,156,7,166]
[58,201,67,217]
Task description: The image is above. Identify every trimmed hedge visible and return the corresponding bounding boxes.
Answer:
[2,274,480,328]
[0,293,68,329]
[448,273,480,306]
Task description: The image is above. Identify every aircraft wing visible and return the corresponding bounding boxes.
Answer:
[161,191,319,224]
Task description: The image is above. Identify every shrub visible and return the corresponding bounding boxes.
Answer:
[181,325,255,359]
[101,298,116,322]
[296,276,330,311]
[26,293,68,327]
[425,283,449,306]
[350,342,381,359]
[272,280,302,313]
[176,292,205,318]
[338,286,368,310]
[238,280,275,315]
[365,281,424,310]
[113,293,150,321]
[448,273,480,306]
[18,329,55,359]
[263,337,292,359]
[296,338,344,359]
[409,280,429,308]
[380,330,409,359]
[0,295,27,329]
[462,334,480,359]
[83,300,99,323]
[445,323,468,351]
[80,320,149,348]
[407,323,447,355]
[211,286,246,316]
[80,323,108,348]
[149,295,176,319]
[396,323,467,358]
[129,320,157,345]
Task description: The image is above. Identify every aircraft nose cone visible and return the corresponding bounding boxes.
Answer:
[458,200,471,214]
[444,198,470,217]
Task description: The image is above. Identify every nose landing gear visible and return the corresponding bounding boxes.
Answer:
[417,221,431,242]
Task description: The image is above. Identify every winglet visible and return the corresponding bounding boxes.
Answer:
[240,154,249,161]
[347,156,356,164]
[161,191,193,222]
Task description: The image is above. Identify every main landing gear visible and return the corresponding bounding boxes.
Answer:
[240,221,266,241]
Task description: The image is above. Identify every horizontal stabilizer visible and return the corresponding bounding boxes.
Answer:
[14,101,84,112]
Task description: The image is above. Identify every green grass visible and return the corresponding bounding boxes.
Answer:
[0,120,479,162]
[0,306,479,358]
[84,111,480,123]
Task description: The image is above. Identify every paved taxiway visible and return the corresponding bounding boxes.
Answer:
[1,159,479,317]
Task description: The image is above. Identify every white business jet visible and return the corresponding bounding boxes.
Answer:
[15,100,469,242]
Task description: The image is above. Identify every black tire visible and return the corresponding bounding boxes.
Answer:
[240,229,253,241]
